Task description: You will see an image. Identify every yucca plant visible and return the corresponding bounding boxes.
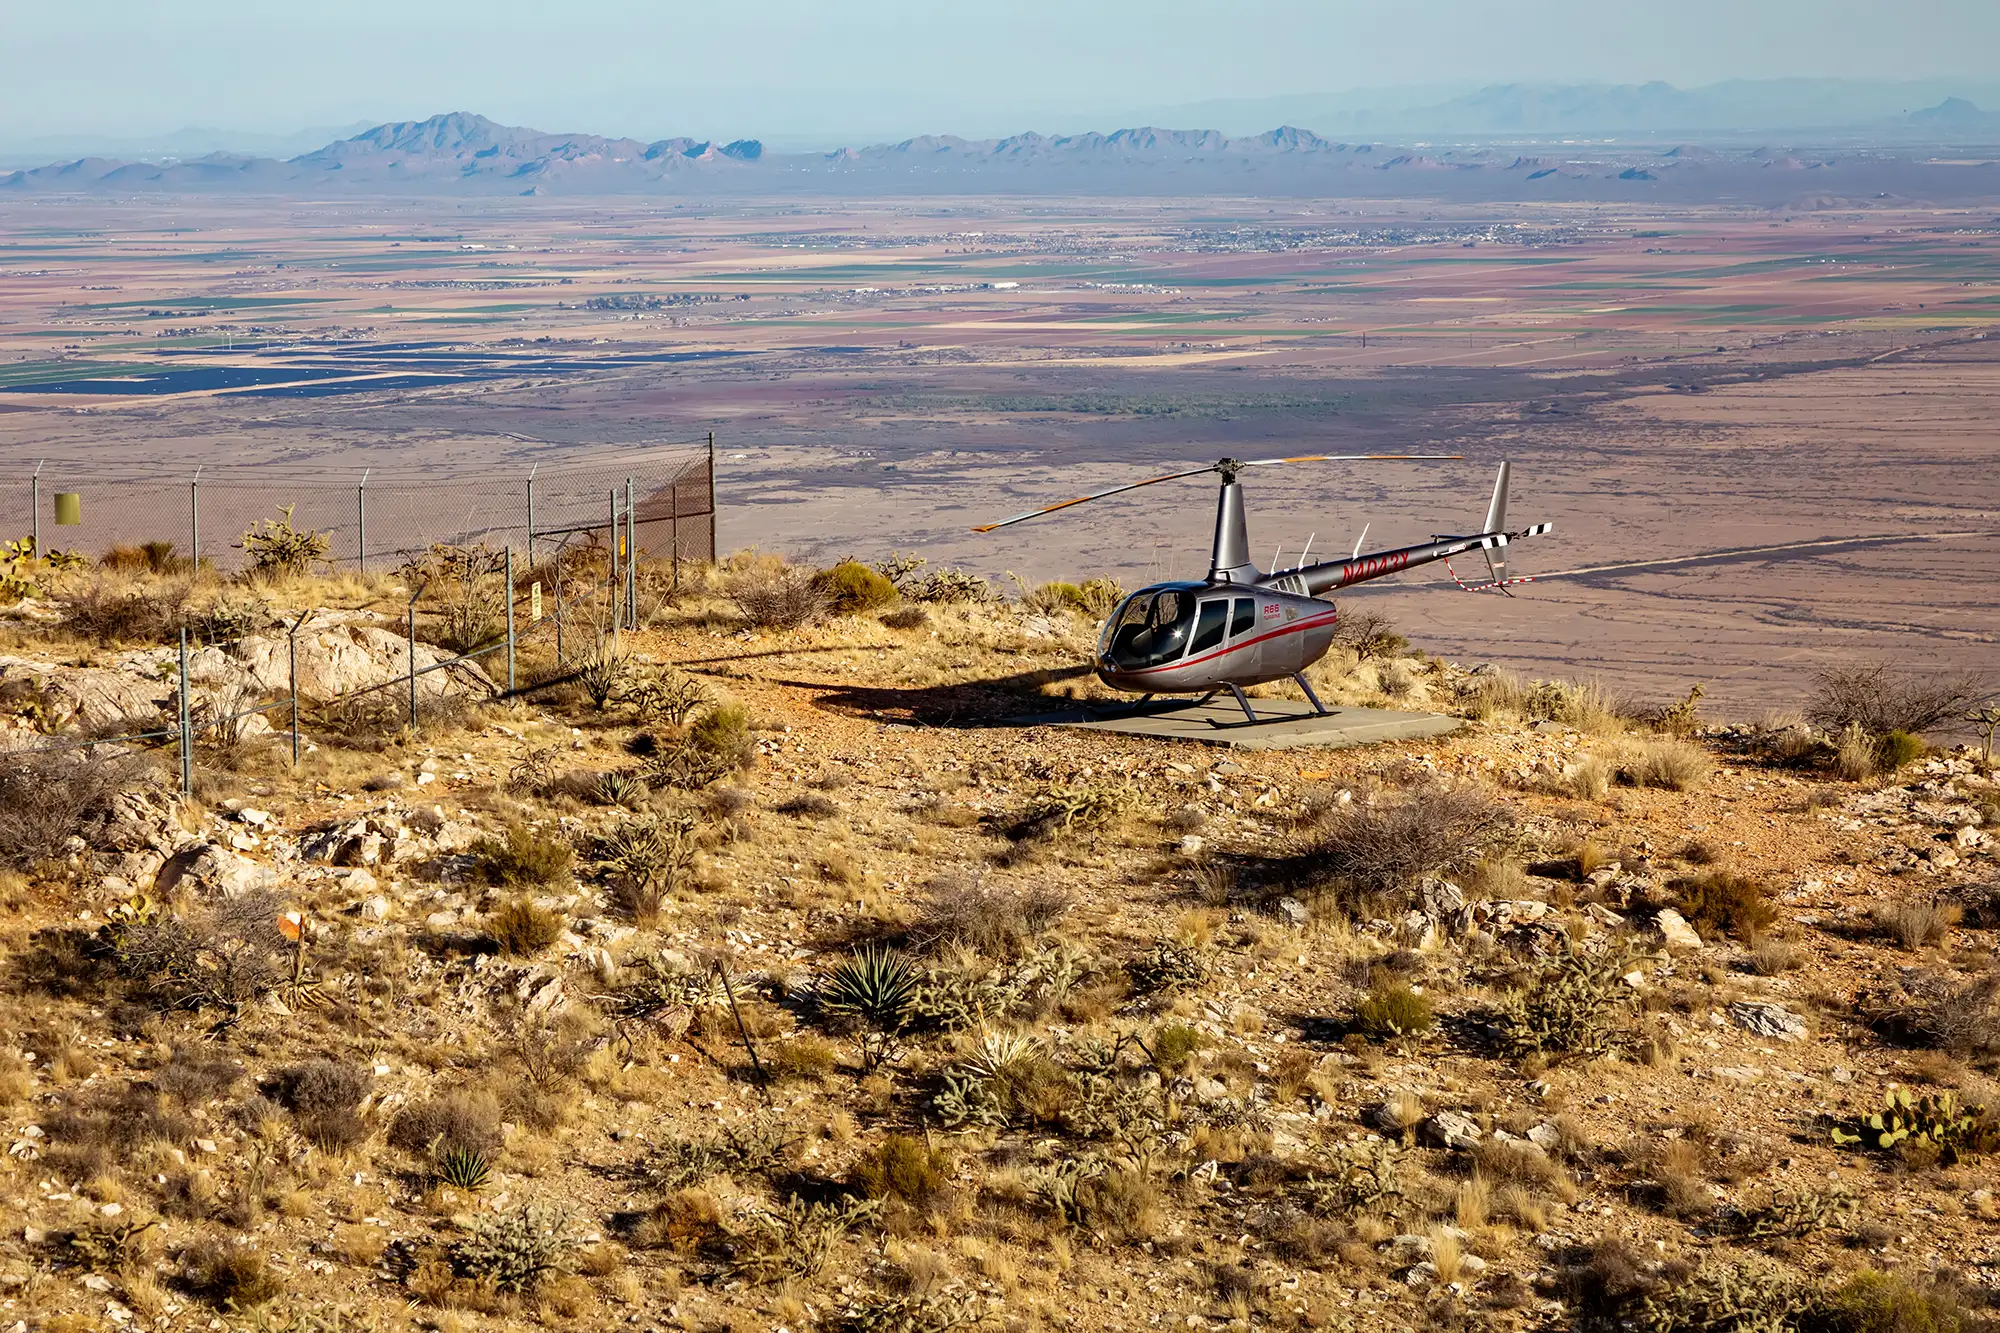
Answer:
[436,1145,492,1192]
[817,944,919,1071]
[591,768,651,810]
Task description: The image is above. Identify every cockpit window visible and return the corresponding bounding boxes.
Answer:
[1101,589,1199,669]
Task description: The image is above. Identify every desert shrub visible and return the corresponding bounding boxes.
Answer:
[1149,1022,1202,1073]
[911,874,1070,959]
[1874,897,1961,951]
[1618,738,1712,791]
[851,1134,951,1205]
[690,702,754,766]
[390,1088,503,1160]
[817,944,920,1070]
[269,1059,369,1151]
[101,539,188,575]
[880,604,929,630]
[1637,1257,1811,1333]
[837,1288,986,1333]
[729,562,828,629]
[652,1114,799,1189]
[906,567,996,604]
[1009,780,1139,841]
[0,747,137,869]
[812,559,898,615]
[471,822,574,888]
[1814,1270,1982,1333]
[775,791,839,818]
[595,812,697,924]
[1874,729,1928,771]
[1670,869,1778,942]
[59,582,189,645]
[240,504,331,579]
[1497,947,1637,1061]
[110,890,290,1013]
[1354,982,1436,1040]
[1290,782,1514,906]
[1334,608,1408,660]
[399,543,508,654]
[453,1203,581,1293]
[1022,577,1123,617]
[154,1048,242,1105]
[487,897,566,956]
[615,662,709,724]
[1807,663,1989,737]
[1879,968,2000,1059]
[181,1235,282,1309]
[1126,939,1208,997]
[733,1196,881,1283]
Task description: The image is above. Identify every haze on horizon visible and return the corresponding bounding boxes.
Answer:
[8,0,2000,152]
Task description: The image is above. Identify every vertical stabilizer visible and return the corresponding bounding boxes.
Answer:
[1482,462,1511,582]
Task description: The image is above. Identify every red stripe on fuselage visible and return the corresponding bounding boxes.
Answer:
[1118,608,1340,678]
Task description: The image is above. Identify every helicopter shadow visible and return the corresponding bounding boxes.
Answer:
[762,662,1109,729]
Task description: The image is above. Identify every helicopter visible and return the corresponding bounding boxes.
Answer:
[974,454,1552,725]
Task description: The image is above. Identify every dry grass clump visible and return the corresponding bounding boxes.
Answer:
[1353,982,1435,1041]
[850,1134,952,1206]
[1874,897,1962,951]
[1472,673,1625,734]
[390,1089,503,1160]
[1289,781,1514,907]
[911,874,1069,959]
[180,1235,281,1309]
[488,897,567,956]
[1617,737,1712,791]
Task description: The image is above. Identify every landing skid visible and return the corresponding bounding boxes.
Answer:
[1202,674,1334,729]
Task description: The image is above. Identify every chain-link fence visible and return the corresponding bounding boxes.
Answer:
[2,436,717,575]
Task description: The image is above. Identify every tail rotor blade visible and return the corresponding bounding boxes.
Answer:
[1482,462,1512,582]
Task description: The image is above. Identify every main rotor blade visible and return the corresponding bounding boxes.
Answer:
[1237,453,1464,467]
[971,463,1218,532]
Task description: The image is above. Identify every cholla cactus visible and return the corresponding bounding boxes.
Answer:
[452,1203,579,1292]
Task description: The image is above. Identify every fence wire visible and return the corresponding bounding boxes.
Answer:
[3,437,717,574]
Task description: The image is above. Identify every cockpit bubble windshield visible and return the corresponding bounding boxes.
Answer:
[1100,587,1200,670]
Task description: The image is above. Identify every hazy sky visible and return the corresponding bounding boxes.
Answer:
[9,0,2000,143]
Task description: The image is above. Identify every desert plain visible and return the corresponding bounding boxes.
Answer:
[1,194,1996,715]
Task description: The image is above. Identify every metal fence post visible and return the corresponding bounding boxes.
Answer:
[288,609,309,768]
[504,546,516,696]
[607,488,619,646]
[625,476,637,630]
[189,467,201,568]
[707,431,716,571]
[31,460,43,556]
[356,468,369,574]
[178,629,193,796]
[525,463,537,568]
[407,584,422,731]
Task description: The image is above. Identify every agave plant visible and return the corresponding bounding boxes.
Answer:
[435,1145,492,1192]
[591,768,652,811]
[816,944,919,1071]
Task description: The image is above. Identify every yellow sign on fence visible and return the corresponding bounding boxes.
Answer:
[529,581,543,622]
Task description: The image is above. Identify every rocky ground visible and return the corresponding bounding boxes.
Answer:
[0,556,1996,1333]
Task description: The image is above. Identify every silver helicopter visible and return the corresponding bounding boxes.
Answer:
[976,454,1552,724]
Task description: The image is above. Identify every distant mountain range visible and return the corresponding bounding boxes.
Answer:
[5,108,1998,205]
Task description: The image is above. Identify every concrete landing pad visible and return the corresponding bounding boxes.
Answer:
[1013,697,1463,750]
